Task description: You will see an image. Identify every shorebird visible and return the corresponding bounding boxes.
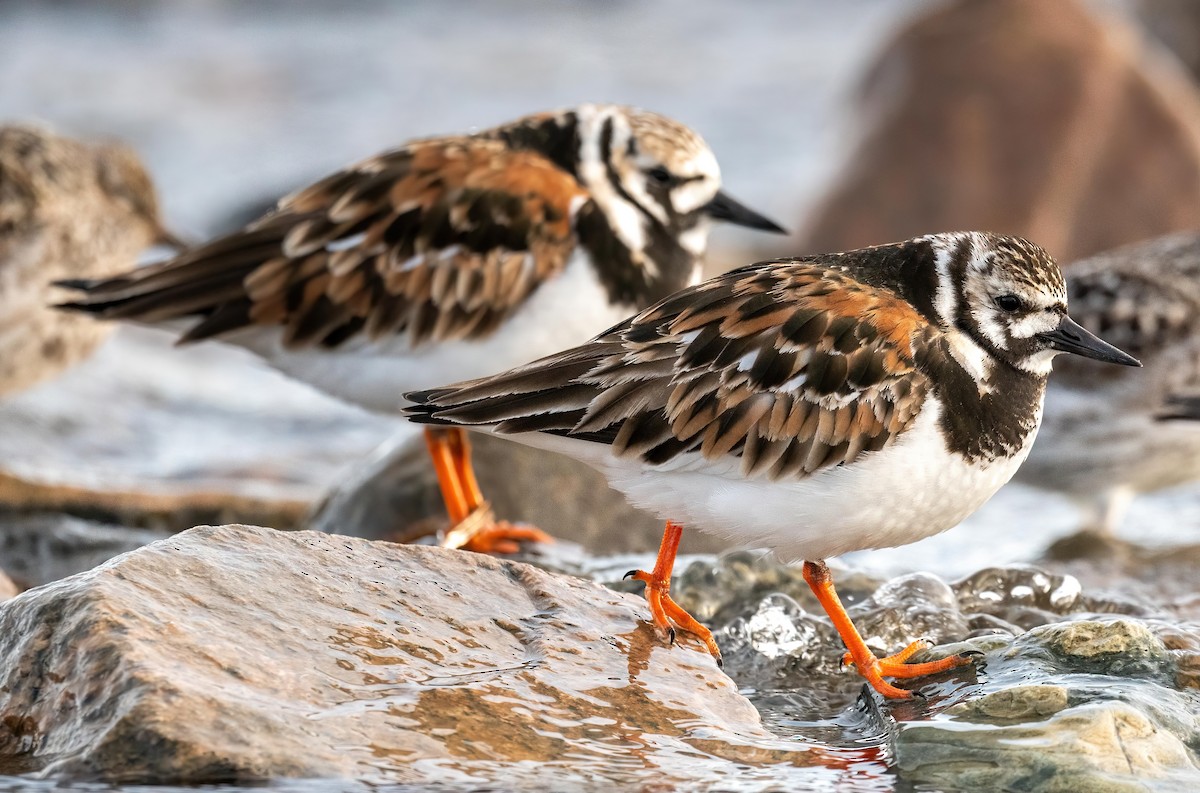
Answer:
[405,232,1140,698]
[55,104,784,553]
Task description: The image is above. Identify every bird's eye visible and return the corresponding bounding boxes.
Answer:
[648,166,672,185]
[995,294,1024,313]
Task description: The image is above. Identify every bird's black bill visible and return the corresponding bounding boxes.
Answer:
[1039,315,1141,367]
[703,190,787,234]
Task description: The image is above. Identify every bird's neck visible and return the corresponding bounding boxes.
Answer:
[492,108,701,310]
[923,338,1048,465]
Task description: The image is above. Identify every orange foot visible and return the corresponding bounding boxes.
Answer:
[625,521,722,665]
[424,427,554,555]
[440,505,554,555]
[839,639,981,699]
[803,560,980,699]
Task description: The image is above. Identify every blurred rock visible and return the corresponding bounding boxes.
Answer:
[0,511,168,588]
[1040,533,1200,622]
[0,570,17,602]
[0,326,391,533]
[1138,0,1200,81]
[0,524,819,786]
[309,431,730,555]
[800,0,1200,263]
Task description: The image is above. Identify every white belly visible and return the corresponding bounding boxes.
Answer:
[515,396,1038,561]
[224,252,633,414]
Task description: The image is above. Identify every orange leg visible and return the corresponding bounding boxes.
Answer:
[424,428,553,554]
[802,560,979,699]
[624,521,722,665]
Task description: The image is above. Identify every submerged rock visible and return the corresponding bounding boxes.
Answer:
[682,554,1200,789]
[896,619,1200,791]
[0,524,834,787]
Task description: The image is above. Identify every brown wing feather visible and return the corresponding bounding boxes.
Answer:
[408,260,934,481]
[58,138,587,349]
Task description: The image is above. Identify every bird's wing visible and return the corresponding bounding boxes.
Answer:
[56,138,588,349]
[409,259,935,480]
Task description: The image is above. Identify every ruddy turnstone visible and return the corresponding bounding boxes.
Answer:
[405,231,1140,698]
[56,104,784,553]
[0,124,175,397]
[1016,232,1200,535]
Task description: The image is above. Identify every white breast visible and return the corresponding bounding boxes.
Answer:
[514,396,1041,562]
[223,251,634,414]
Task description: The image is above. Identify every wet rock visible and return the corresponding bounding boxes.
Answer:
[309,431,730,555]
[800,0,1200,263]
[898,698,1198,791]
[1031,619,1170,671]
[671,551,884,629]
[897,618,1200,790]
[0,524,828,786]
[701,554,1200,789]
[710,561,971,702]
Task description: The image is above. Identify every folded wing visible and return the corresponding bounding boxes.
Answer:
[408,260,935,480]
[57,139,588,350]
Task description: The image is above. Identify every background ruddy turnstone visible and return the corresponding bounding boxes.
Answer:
[406,231,1140,698]
[1016,232,1200,536]
[56,104,784,553]
[0,124,175,397]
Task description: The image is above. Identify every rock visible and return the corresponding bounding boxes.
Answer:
[699,553,1200,790]
[0,524,822,786]
[898,699,1198,792]
[1138,0,1200,81]
[0,570,16,602]
[799,0,1200,263]
[309,430,731,554]
[896,617,1200,790]
[0,512,168,588]
[671,551,886,629]
[1030,619,1170,669]
[0,326,392,532]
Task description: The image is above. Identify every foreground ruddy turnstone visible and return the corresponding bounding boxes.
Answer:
[405,231,1140,698]
[56,104,784,552]
[1016,232,1200,535]
[0,124,175,397]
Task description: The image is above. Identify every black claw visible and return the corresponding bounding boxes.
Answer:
[715,655,724,669]
[623,570,639,580]
[959,650,985,659]
[667,627,677,646]
[910,689,929,702]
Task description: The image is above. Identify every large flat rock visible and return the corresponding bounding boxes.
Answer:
[0,525,822,787]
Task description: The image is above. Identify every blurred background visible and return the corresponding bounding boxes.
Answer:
[4,0,1200,589]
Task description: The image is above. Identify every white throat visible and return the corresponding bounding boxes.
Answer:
[575,105,648,258]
